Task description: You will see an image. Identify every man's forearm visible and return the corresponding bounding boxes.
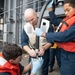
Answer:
[23,45,31,54]
[42,43,52,50]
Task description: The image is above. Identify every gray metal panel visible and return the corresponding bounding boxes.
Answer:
[55,6,65,16]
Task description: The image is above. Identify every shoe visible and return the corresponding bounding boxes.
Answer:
[49,67,53,73]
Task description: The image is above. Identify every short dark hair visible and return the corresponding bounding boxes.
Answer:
[64,0,75,8]
[2,43,22,60]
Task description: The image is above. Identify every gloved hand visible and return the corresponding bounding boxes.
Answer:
[34,28,43,36]
[31,57,43,75]
[46,0,55,8]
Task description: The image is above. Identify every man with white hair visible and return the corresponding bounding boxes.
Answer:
[21,8,54,75]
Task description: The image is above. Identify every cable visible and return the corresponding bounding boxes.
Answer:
[35,0,52,49]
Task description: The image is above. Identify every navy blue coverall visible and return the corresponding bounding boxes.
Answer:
[46,11,75,75]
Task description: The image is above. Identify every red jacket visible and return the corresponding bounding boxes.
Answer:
[57,12,75,52]
[0,53,20,75]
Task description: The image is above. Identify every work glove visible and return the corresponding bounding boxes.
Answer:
[31,57,43,75]
[34,28,43,36]
[46,0,55,8]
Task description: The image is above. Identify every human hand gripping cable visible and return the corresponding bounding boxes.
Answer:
[28,49,36,57]
[38,46,45,56]
[31,57,44,75]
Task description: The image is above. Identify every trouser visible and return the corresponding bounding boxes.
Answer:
[42,49,49,75]
[61,49,75,75]
[28,49,49,75]
[28,56,31,75]
[49,48,61,68]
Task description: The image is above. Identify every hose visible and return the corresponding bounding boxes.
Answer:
[35,0,52,49]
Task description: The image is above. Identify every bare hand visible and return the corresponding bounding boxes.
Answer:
[38,47,45,56]
[29,49,36,57]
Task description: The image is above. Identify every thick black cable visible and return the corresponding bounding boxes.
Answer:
[35,0,52,49]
